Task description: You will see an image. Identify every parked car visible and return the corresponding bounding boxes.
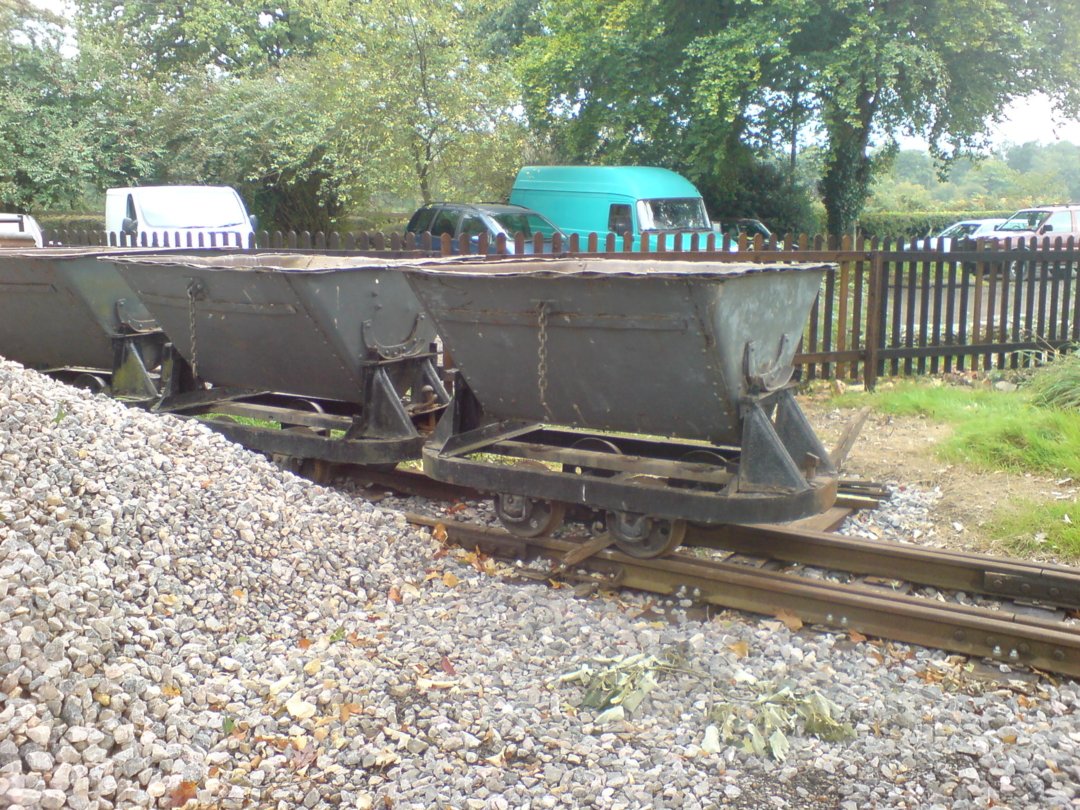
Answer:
[0,213,44,247]
[712,217,778,249]
[994,205,1080,243]
[992,205,1080,278]
[404,202,563,254]
[909,218,1006,251]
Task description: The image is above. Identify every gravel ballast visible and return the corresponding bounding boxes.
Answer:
[2,358,1080,809]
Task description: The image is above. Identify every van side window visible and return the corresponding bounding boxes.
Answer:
[608,204,632,235]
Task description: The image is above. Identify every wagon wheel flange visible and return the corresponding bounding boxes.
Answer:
[605,510,687,558]
[494,460,566,538]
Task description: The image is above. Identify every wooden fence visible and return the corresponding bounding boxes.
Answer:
[42,229,1080,388]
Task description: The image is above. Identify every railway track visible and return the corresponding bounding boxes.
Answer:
[344,466,1080,680]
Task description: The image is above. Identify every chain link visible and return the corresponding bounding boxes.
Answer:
[536,301,551,422]
[186,279,202,380]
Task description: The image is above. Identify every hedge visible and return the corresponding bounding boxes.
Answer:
[857,210,1016,241]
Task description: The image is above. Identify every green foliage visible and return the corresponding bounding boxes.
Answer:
[1027,350,1080,411]
[867,146,1080,221]
[991,500,1080,562]
[832,378,1080,477]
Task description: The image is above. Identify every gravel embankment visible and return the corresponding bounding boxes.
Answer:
[2,358,1080,809]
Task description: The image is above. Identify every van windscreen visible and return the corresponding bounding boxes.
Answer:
[638,198,709,231]
[138,188,247,228]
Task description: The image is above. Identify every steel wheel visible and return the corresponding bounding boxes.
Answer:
[562,437,622,477]
[606,511,687,558]
[494,460,566,537]
[495,492,566,537]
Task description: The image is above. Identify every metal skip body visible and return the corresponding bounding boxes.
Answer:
[0,247,164,398]
[108,253,451,465]
[401,257,839,547]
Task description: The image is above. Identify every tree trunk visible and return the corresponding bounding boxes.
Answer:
[819,93,876,239]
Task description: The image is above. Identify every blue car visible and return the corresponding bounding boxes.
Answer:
[405,202,564,254]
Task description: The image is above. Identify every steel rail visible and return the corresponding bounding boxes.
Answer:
[695,523,1080,610]
[405,515,1080,679]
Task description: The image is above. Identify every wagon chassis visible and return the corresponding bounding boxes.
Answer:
[154,348,450,468]
[426,378,839,556]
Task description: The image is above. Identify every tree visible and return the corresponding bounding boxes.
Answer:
[0,2,92,210]
[309,0,529,206]
[517,0,1080,236]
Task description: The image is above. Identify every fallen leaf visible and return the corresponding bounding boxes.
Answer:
[424,571,441,582]
[774,610,803,632]
[484,747,507,767]
[447,503,467,515]
[432,523,449,542]
[1001,733,1017,744]
[313,727,329,742]
[288,740,318,771]
[728,640,750,658]
[162,685,182,698]
[401,582,420,597]
[440,656,457,675]
[701,724,722,754]
[442,571,460,588]
[303,659,322,676]
[388,586,402,604]
[848,630,867,643]
[298,638,313,651]
[167,780,197,808]
[231,588,246,600]
[339,702,362,723]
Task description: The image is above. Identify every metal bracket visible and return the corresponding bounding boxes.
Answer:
[360,313,430,360]
[744,335,793,392]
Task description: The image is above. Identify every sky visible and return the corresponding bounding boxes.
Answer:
[25,0,1080,150]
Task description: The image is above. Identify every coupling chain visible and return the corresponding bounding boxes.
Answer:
[536,301,552,422]
[186,279,203,379]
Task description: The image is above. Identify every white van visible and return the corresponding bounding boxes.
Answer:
[105,185,256,247]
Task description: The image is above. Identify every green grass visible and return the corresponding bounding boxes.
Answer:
[824,373,1080,560]
[829,379,1080,477]
[988,499,1080,560]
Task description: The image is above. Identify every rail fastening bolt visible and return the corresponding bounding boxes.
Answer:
[953,630,966,642]
[825,613,834,624]
[991,577,1003,588]
[1021,583,1032,595]
[1054,649,1066,661]
[840,616,849,627]
[1050,587,1061,598]
[992,645,1003,657]
[1009,649,1019,660]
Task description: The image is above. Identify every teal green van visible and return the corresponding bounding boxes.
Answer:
[508,165,713,250]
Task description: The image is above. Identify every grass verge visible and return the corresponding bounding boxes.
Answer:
[825,374,1080,560]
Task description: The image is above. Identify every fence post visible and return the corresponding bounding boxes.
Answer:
[863,251,884,390]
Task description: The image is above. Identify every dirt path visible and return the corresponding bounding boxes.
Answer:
[799,385,1078,559]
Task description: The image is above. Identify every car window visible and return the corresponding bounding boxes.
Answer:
[406,207,436,233]
[492,211,558,239]
[460,214,488,238]
[998,210,1049,231]
[429,208,459,238]
[608,204,633,235]
[1045,211,1072,233]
